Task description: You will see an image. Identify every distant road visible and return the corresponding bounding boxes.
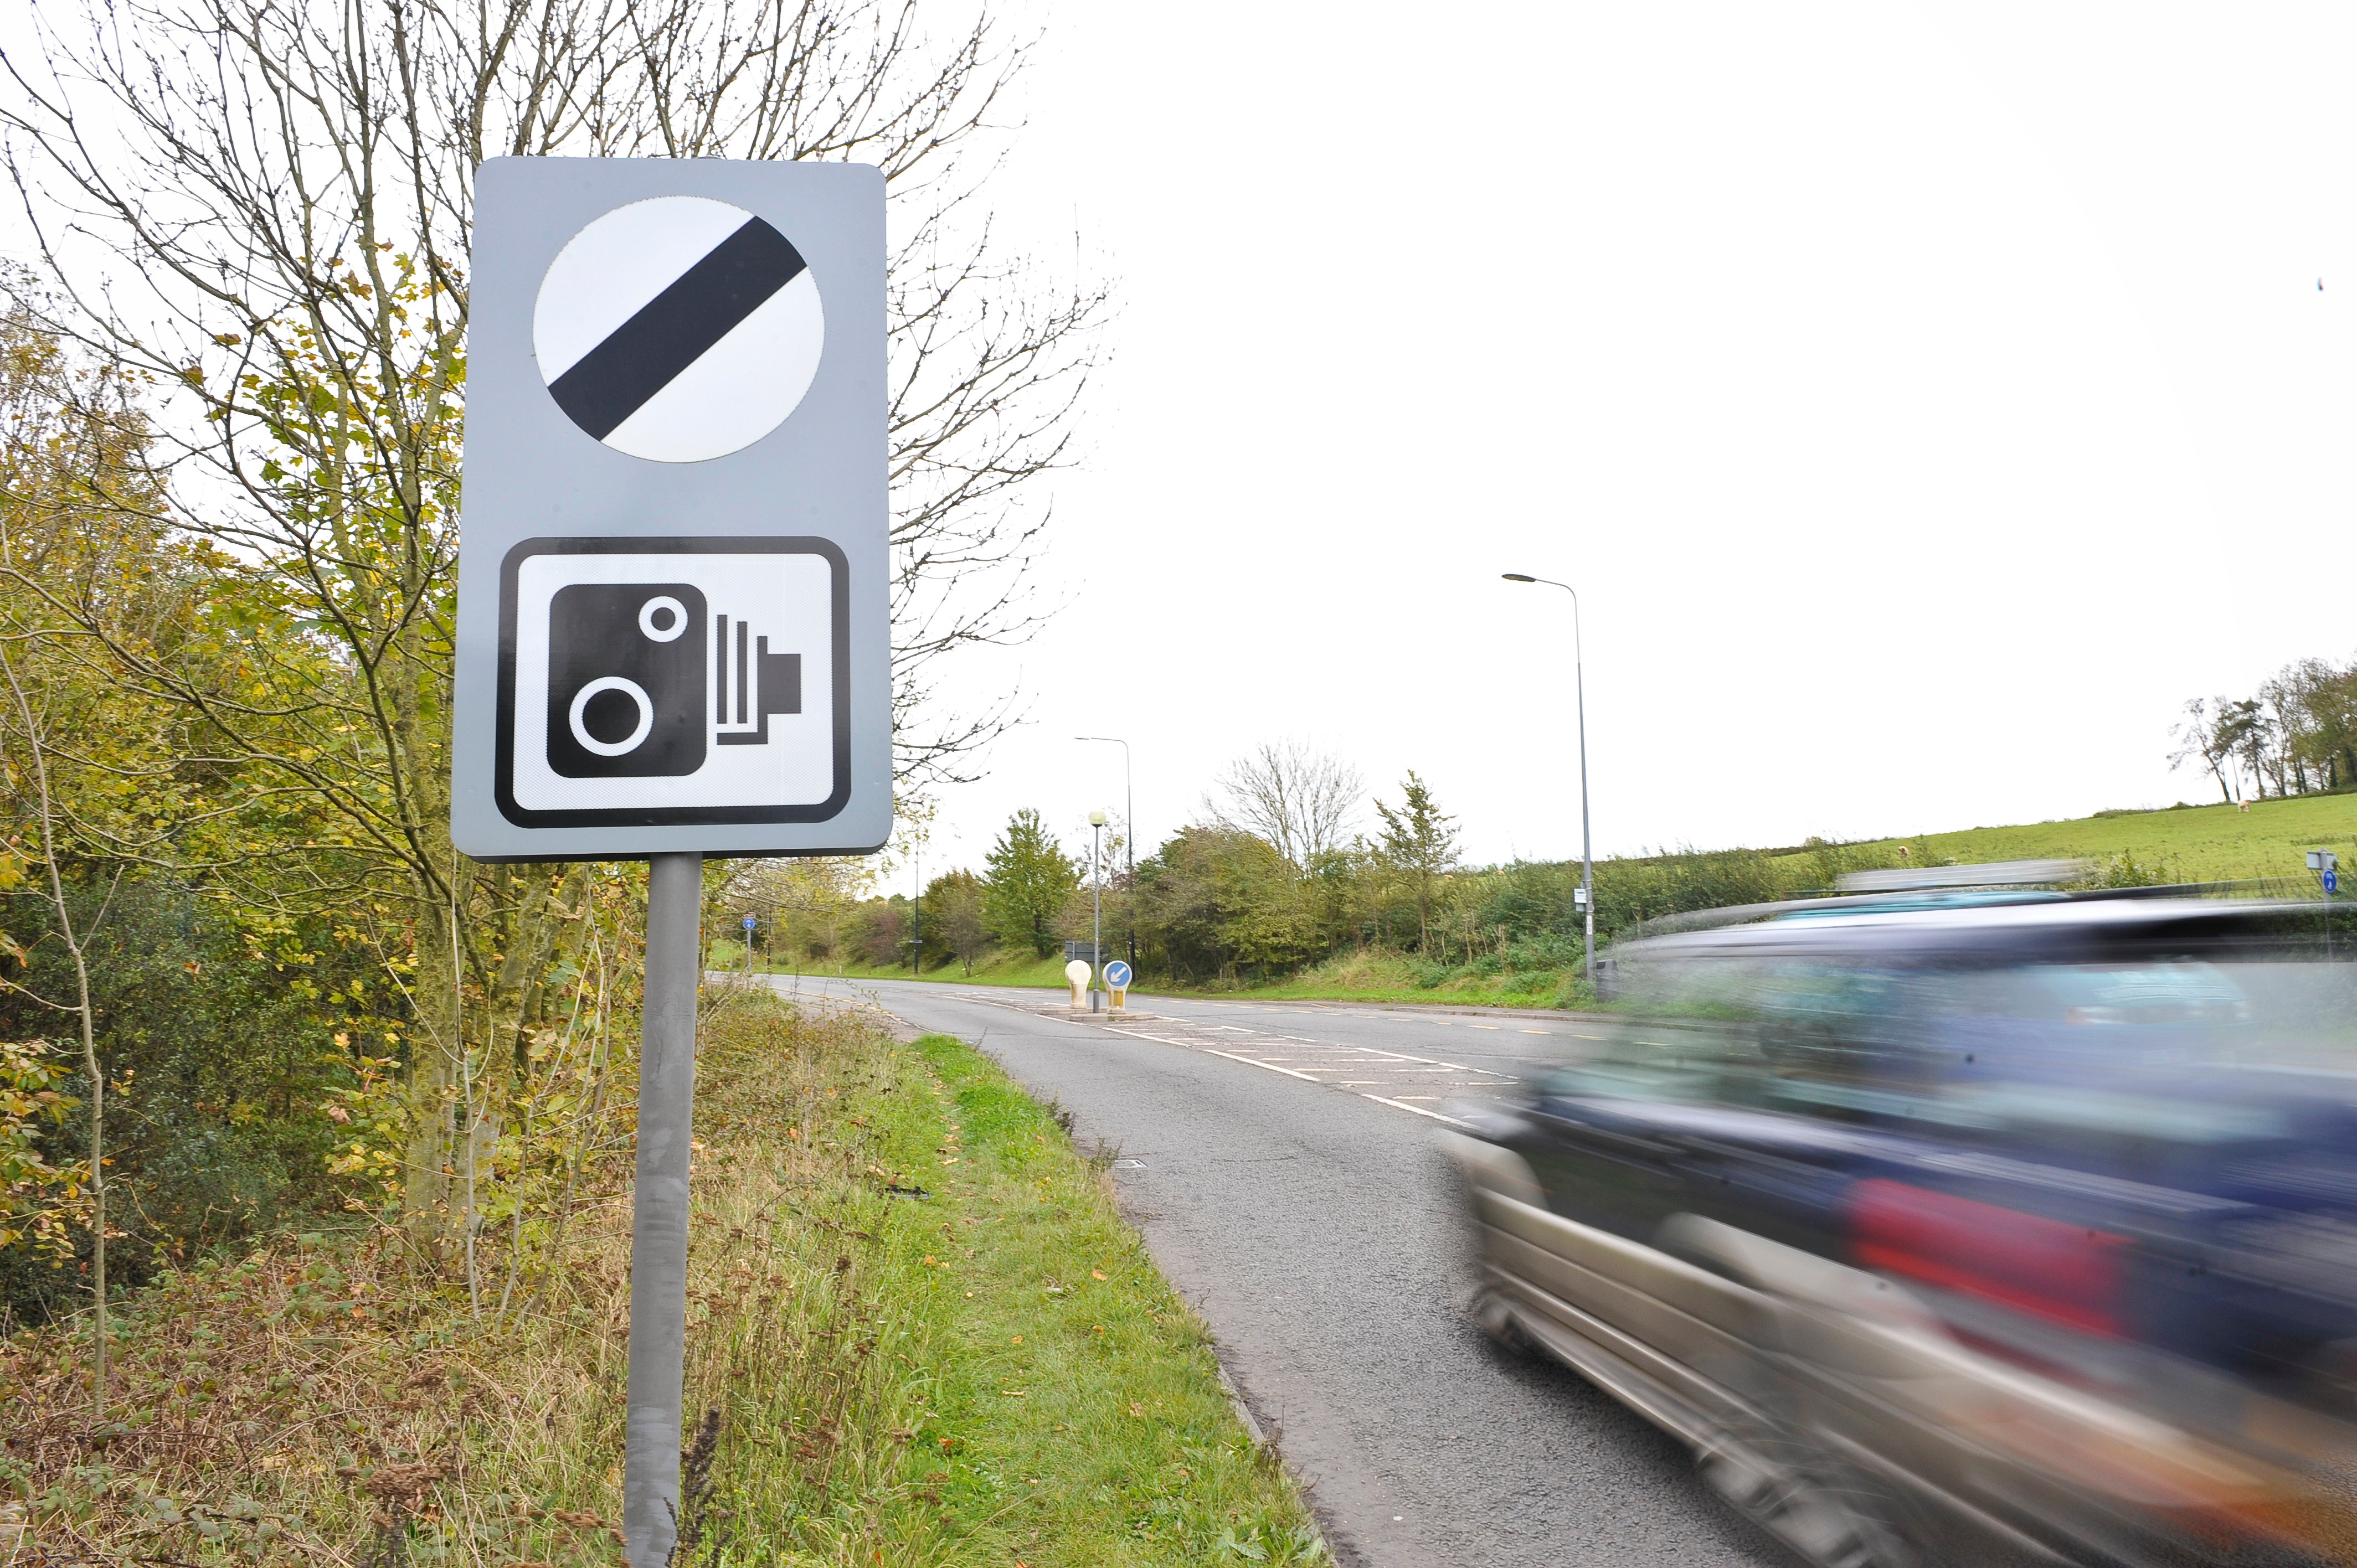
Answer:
[755,976,1785,1568]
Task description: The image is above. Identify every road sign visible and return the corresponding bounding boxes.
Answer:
[1104,959,1133,989]
[451,159,890,861]
[534,197,824,463]
[742,914,757,931]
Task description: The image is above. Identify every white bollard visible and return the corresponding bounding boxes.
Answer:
[1064,958,1092,1010]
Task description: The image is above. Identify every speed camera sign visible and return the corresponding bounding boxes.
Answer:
[495,537,847,826]
[451,159,889,860]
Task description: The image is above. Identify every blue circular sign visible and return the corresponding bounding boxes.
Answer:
[1104,959,1133,989]
[742,914,756,930]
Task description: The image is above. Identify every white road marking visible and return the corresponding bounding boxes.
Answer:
[1361,1095,1468,1126]
[1201,1049,1327,1084]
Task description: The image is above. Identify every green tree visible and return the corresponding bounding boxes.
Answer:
[857,898,910,968]
[1375,772,1459,952]
[981,811,1078,958]
[1133,827,1317,982]
[924,870,991,974]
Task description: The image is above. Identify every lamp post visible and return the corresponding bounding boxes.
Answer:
[1077,736,1134,966]
[910,848,922,974]
[1502,573,1596,991]
[1088,810,1108,1004]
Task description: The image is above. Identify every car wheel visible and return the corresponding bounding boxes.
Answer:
[1699,1427,1922,1568]
[1469,1285,1537,1358]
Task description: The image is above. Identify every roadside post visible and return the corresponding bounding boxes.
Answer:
[449,158,891,1568]
[1077,736,1135,967]
[1089,811,1108,1009]
[2310,850,2339,961]
[742,912,757,978]
[1105,958,1132,1012]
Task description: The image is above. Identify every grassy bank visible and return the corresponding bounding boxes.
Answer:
[1,997,1322,1565]
[1175,950,1578,1009]
[721,946,1583,1012]
[1813,791,2356,885]
[728,948,1080,991]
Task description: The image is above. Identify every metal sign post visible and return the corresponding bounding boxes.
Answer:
[1088,811,1107,1009]
[626,853,703,1559]
[450,158,889,1568]
[2310,851,2339,961]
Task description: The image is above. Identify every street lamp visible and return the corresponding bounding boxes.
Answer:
[1076,736,1134,966]
[1502,573,1596,991]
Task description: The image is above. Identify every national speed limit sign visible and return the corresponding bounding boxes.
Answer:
[452,159,890,862]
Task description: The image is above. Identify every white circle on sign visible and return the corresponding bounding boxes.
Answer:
[534,195,825,463]
[636,594,688,642]
[568,675,655,756]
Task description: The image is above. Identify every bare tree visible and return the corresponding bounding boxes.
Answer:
[0,0,1105,1237]
[2169,697,2248,805]
[1206,740,1365,868]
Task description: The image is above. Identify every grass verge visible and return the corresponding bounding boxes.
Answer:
[727,948,1587,1011]
[1829,791,2357,885]
[1,997,1323,1566]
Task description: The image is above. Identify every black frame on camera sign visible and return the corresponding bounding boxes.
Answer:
[493,536,852,828]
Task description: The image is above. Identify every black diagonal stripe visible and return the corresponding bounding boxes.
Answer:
[547,217,807,441]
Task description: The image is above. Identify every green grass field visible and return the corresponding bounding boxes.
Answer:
[1810,792,2356,886]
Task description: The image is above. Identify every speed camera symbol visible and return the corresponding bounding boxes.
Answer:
[545,583,708,777]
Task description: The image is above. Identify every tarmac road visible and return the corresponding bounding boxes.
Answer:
[754,974,1789,1568]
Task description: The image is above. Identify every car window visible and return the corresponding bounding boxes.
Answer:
[1547,956,1908,1123]
[1568,947,2316,1149]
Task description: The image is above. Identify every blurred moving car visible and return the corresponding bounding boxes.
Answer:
[1445,888,2357,1567]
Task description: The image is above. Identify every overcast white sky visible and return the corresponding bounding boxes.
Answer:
[4,3,2348,883]
[903,0,2356,881]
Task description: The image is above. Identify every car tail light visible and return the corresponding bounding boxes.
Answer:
[1849,1178,2126,1338]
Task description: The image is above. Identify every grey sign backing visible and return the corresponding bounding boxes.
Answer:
[451,157,891,861]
